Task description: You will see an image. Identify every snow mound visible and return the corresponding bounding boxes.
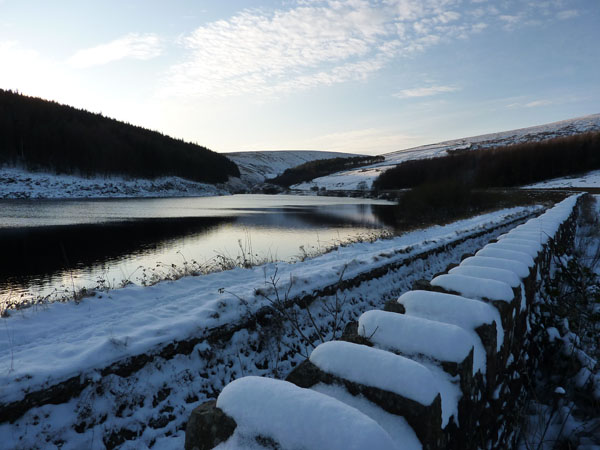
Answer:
[430,274,514,302]
[397,290,503,370]
[492,238,543,255]
[448,265,521,288]
[216,376,398,450]
[460,255,530,278]
[498,195,580,245]
[475,247,535,268]
[482,241,540,258]
[310,341,439,406]
[311,383,422,450]
[358,310,474,365]
[355,311,469,426]
[497,230,550,244]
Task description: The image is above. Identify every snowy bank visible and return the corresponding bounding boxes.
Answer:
[190,195,582,450]
[0,205,540,407]
[523,169,600,189]
[0,166,230,199]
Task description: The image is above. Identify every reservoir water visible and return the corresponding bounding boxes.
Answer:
[0,194,396,307]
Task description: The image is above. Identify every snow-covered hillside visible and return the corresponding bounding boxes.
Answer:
[294,113,600,191]
[3,114,598,199]
[0,151,359,199]
[225,150,359,185]
[524,169,600,189]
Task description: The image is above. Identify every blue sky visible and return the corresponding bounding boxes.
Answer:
[1,0,598,155]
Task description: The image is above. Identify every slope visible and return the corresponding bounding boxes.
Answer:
[0,89,239,184]
[292,113,600,191]
[225,150,360,185]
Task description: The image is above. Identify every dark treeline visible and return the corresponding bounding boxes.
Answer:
[373,132,600,191]
[376,180,567,227]
[0,89,239,183]
[270,155,385,187]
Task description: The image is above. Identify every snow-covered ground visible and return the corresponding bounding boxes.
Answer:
[215,376,403,450]
[3,114,598,199]
[0,150,359,199]
[0,167,229,200]
[0,205,538,404]
[201,195,581,450]
[518,196,600,449]
[0,204,541,449]
[293,113,600,191]
[523,169,600,189]
[225,150,358,185]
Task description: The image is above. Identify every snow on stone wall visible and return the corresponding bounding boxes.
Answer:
[185,195,582,450]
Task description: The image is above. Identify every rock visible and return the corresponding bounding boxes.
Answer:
[411,279,432,291]
[103,427,139,449]
[340,321,373,346]
[383,299,405,314]
[285,359,323,389]
[148,413,175,430]
[185,400,237,450]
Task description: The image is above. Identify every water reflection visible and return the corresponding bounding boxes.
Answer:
[0,216,232,286]
[0,195,395,303]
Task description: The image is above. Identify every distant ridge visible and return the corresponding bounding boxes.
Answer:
[383,113,600,159]
[226,150,360,184]
[0,89,239,184]
[291,113,600,191]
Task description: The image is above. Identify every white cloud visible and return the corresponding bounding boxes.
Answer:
[296,127,421,154]
[162,0,576,99]
[0,40,98,112]
[164,0,490,98]
[0,41,61,94]
[506,99,554,109]
[394,85,459,98]
[524,99,554,108]
[164,2,391,97]
[557,9,578,20]
[68,33,163,69]
[499,14,521,24]
[471,22,488,33]
[469,7,485,18]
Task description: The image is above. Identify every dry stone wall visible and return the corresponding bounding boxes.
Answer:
[186,195,581,449]
[0,207,537,426]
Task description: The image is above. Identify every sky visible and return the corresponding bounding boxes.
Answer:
[0,0,598,155]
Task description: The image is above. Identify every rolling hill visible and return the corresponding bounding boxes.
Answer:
[0,89,239,184]
[225,150,360,185]
[291,113,600,191]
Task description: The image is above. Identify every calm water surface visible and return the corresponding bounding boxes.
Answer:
[0,194,396,304]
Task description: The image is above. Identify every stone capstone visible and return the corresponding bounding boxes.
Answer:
[184,401,237,450]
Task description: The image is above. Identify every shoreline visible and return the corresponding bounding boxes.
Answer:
[0,166,234,200]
